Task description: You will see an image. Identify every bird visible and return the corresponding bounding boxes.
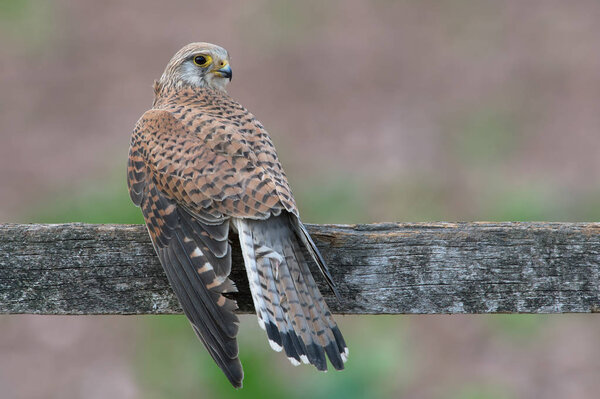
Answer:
[127,42,348,388]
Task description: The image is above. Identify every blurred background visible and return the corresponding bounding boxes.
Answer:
[1,0,600,398]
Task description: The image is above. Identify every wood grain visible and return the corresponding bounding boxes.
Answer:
[1,222,600,315]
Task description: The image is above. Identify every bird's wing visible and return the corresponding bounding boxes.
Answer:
[128,109,252,388]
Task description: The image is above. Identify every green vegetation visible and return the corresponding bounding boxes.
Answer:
[27,169,143,224]
[485,314,548,343]
[450,384,515,399]
[0,0,56,52]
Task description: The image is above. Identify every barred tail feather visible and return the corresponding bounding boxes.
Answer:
[233,214,348,371]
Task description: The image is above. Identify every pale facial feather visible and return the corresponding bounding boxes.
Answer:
[156,42,231,92]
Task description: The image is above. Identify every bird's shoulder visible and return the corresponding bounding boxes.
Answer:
[141,89,269,152]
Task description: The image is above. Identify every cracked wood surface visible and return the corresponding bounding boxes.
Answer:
[1,222,600,315]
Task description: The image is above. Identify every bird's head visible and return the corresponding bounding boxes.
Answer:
[155,42,232,93]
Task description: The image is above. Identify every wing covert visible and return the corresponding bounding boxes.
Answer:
[130,107,296,224]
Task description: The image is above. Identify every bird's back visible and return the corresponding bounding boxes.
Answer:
[150,87,298,221]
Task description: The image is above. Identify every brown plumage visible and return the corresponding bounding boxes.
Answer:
[127,42,348,388]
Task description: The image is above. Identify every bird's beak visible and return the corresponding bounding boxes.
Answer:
[213,62,232,80]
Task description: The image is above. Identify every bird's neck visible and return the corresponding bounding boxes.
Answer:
[153,79,227,107]
[152,84,226,109]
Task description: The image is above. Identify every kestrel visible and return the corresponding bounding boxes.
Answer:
[127,42,348,388]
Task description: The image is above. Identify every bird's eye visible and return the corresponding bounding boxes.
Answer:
[193,55,212,67]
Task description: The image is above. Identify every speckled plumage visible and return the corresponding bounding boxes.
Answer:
[127,43,347,388]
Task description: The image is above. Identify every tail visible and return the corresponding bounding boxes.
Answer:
[233,213,348,370]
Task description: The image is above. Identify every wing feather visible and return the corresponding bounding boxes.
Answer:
[128,109,245,386]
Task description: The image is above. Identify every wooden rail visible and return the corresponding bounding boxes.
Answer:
[1,223,600,315]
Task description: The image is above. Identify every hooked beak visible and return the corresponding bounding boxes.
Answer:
[213,62,232,80]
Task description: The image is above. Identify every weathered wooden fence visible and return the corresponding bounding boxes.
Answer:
[1,222,600,315]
